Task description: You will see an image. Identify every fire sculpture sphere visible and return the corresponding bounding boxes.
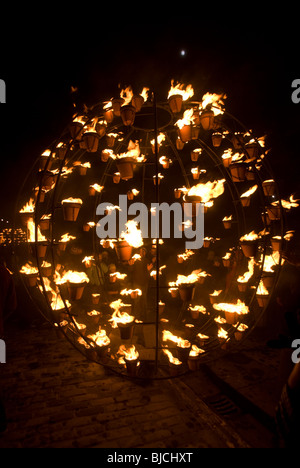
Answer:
[14,82,296,379]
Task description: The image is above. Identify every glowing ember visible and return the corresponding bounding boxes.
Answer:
[189,305,206,315]
[89,328,110,347]
[111,140,145,163]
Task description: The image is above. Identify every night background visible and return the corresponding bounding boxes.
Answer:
[0,10,299,223]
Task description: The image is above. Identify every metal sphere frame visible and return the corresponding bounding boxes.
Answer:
[13,88,286,380]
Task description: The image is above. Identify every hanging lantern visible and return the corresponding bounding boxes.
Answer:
[115,240,133,262]
[131,94,144,112]
[61,198,82,222]
[267,204,281,221]
[212,132,223,147]
[229,162,247,182]
[120,105,136,126]
[82,131,100,153]
[178,284,195,302]
[168,94,183,113]
[199,109,214,130]
[178,124,192,143]
[262,179,276,197]
[116,158,135,180]
[111,97,125,116]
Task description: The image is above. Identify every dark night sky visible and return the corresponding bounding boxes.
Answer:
[0,10,299,221]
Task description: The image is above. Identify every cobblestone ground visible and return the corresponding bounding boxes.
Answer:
[0,323,250,449]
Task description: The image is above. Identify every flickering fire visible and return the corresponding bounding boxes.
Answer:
[237,257,255,284]
[89,183,103,192]
[59,233,76,243]
[120,288,142,296]
[177,250,195,261]
[210,289,222,297]
[61,197,83,205]
[109,299,134,328]
[223,215,232,222]
[19,263,38,275]
[218,328,228,340]
[189,345,205,357]
[89,328,110,348]
[262,251,284,272]
[163,349,182,366]
[240,185,258,199]
[167,80,194,100]
[200,92,227,115]
[20,198,35,213]
[117,344,139,363]
[26,220,47,242]
[112,140,145,163]
[55,270,89,285]
[272,195,299,210]
[162,330,191,348]
[82,256,94,268]
[213,299,249,316]
[240,230,258,242]
[51,295,71,311]
[111,272,127,280]
[189,305,206,315]
[257,280,269,295]
[151,133,166,148]
[186,179,226,204]
[175,269,209,286]
[175,108,194,129]
[120,220,143,248]
[120,86,134,106]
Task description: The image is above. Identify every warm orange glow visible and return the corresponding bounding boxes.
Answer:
[120,220,143,248]
[167,80,194,100]
[213,299,249,316]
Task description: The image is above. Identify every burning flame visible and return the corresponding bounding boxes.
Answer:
[257,280,269,295]
[189,345,205,357]
[213,299,249,315]
[240,231,258,242]
[162,330,191,348]
[61,197,83,205]
[177,250,195,261]
[19,263,38,275]
[120,220,143,248]
[167,80,194,100]
[20,198,35,213]
[89,183,104,192]
[26,220,47,242]
[175,269,209,286]
[200,92,227,115]
[88,328,110,348]
[237,257,255,283]
[163,349,182,366]
[186,179,225,204]
[240,185,258,199]
[109,299,134,328]
[117,344,139,364]
[112,140,145,163]
[175,108,195,129]
[55,270,89,285]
